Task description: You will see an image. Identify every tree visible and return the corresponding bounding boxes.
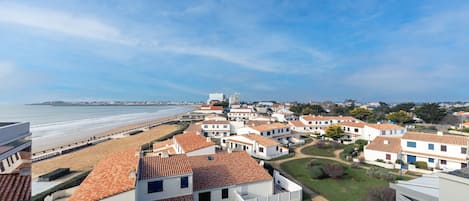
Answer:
[386,110,413,124]
[390,102,415,112]
[439,114,460,125]
[350,107,374,122]
[415,103,447,124]
[213,101,229,108]
[374,102,391,121]
[325,125,345,140]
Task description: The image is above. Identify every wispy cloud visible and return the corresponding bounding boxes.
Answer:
[0,3,130,45]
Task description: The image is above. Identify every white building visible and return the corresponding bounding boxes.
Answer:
[193,105,224,114]
[228,93,240,107]
[288,120,308,133]
[227,107,257,121]
[220,134,289,160]
[207,93,225,104]
[237,123,303,145]
[272,109,297,122]
[152,132,216,157]
[339,122,406,142]
[71,151,302,201]
[204,115,227,121]
[401,132,469,171]
[391,168,469,201]
[201,120,231,138]
[364,135,402,163]
[299,115,360,135]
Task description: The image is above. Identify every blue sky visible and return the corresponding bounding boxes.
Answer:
[0,0,468,103]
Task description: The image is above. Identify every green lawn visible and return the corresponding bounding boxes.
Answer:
[280,158,390,201]
[301,143,343,157]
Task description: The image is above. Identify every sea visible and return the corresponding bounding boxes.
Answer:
[0,104,195,152]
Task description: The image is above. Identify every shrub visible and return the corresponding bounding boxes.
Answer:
[395,159,403,164]
[415,161,428,169]
[364,187,396,201]
[315,140,328,149]
[358,156,365,163]
[376,159,385,163]
[308,159,321,167]
[309,165,326,179]
[366,167,397,182]
[322,163,344,179]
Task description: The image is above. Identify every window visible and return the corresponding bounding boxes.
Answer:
[428,158,434,163]
[276,146,279,151]
[181,176,189,188]
[267,131,271,136]
[286,128,290,132]
[223,125,227,128]
[354,128,359,133]
[222,188,229,199]
[222,139,226,144]
[204,125,208,128]
[441,160,447,165]
[259,147,264,153]
[406,141,416,148]
[441,145,447,152]
[428,143,434,150]
[381,131,386,135]
[462,163,468,168]
[0,162,4,172]
[199,192,211,201]
[386,154,391,160]
[14,153,19,161]
[148,180,163,193]
[461,147,467,154]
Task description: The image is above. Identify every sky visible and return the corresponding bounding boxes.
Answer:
[0,0,468,103]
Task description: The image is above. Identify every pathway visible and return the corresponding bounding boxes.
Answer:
[269,139,418,201]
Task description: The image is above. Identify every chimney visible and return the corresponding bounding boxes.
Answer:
[437,131,443,136]
[227,148,232,153]
[206,137,211,142]
[161,152,169,158]
[383,140,389,145]
[259,160,264,166]
[129,168,137,179]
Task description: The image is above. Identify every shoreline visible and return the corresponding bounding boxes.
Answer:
[32,107,195,157]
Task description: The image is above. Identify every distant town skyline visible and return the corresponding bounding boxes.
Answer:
[1,1,469,103]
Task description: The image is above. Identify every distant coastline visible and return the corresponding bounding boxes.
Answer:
[28,101,200,107]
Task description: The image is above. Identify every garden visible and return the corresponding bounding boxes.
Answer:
[301,140,344,157]
[280,158,398,201]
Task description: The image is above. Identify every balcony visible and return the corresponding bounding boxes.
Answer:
[234,170,302,201]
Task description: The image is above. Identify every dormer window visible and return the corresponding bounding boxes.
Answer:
[181,176,189,188]
[148,180,163,193]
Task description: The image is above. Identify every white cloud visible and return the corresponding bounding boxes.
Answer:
[153,79,207,96]
[0,3,130,45]
[0,62,38,92]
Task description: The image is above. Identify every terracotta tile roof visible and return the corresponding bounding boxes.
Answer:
[185,123,202,133]
[174,133,215,153]
[188,151,272,191]
[365,136,401,153]
[157,195,194,201]
[0,173,31,201]
[202,120,230,124]
[289,120,306,127]
[243,134,279,147]
[246,120,270,126]
[403,132,469,146]
[152,139,173,150]
[140,154,193,179]
[463,122,469,126]
[339,122,367,128]
[302,115,357,121]
[366,123,404,130]
[250,123,290,132]
[69,149,139,201]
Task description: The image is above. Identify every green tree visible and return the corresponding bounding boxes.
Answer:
[350,108,374,122]
[386,110,413,124]
[373,102,391,121]
[391,102,415,112]
[414,103,447,124]
[213,101,229,108]
[325,125,345,140]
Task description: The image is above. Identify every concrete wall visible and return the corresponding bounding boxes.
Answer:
[439,173,469,201]
[102,190,135,201]
[186,146,216,157]
[363,149,398,164]
[193,179,273,201]
[136,174,193,201]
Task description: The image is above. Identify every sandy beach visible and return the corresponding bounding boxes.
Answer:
[32,123,179,177]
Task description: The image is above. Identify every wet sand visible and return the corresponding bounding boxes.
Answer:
[32,124,179,177]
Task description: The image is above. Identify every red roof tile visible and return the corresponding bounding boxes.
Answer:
[250,123,290,132]
[243,134,279,147]
[289,120,306,127]
[0,173,31,201]
[69,149,139,201]
[140,154,193,179]
[339,122,367,128]
[188,151,272,191]
[366,123,404,130]
[202,120,230,124]
[174,133,215,153]
[302,115,357,121]
[403,132,468,146]
[365,136,401,153]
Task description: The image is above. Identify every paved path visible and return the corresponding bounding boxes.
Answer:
[269,140,418,201]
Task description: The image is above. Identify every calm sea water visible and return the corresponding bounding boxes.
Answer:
[0,104,195,152]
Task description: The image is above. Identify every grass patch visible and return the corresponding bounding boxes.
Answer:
[281,158,390,201]
[301,141,344,157]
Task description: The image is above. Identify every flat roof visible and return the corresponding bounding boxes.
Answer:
[393,174,439,198]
